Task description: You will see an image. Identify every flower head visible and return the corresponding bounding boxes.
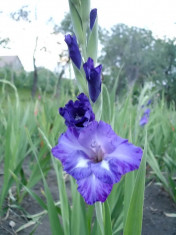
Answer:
[65,34,81,69]
[147,99,152,106]
[139,115,148,126]
[59,93,95,130]
[139,108,151,126]
[83,58,102,103]
[143,108,150,117]
[52,120,143,205]
[90,9,97,30]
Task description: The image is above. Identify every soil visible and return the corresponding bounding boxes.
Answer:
[0,169,176,235]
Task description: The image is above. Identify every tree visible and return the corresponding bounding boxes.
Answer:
[53,12,73,35]
[99,24,155,95]
[0,38,10,48]
[31,37,38,97]
[151,38,176,103]
[99,24,176,103]
[10,6,31,22]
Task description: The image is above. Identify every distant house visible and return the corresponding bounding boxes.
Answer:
[0,56,24,83]
[0,56,24,71]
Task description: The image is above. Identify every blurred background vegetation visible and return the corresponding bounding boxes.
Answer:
[1,11,176,104]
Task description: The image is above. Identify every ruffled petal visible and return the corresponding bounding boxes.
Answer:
[63,150,92,180]
[77,174,113,205]
[96,121,126,153]
[91,160,121,184]
[59,93,95,129]
[107,142,143,175]
[52,127,91,163]
[78,121,126,154]
[78,121,98,148]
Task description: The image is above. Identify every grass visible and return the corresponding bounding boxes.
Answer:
[0,83,176,234]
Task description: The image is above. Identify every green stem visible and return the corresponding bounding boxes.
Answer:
[95,202,104,235]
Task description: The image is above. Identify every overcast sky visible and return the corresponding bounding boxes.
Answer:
[0,0,176,71]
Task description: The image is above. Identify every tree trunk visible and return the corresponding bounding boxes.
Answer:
[55,67,65,98]
[31,37,38,98]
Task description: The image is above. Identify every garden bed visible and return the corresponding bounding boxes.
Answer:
[0,168,176,235]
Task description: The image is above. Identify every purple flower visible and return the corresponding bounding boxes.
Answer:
[139,108,151,126]
[139,115,148,126]
[65,34,81,69]
[144,108,150,117]
[83,58,102,103]
[147,99,152,106]
[59,93,95,130]
[90,9,97,30]
[52,120,143,205]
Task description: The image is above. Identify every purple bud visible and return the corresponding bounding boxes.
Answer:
[144,108,150,117]
[90,9,97,30]
[139,115,148,126]
[59,93,95,130]
[147,99,152,106]
[65,34,81,69]
[139,108,151,126]
[83,58,102,103]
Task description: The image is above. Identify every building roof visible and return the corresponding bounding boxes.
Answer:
[0,56,24,70]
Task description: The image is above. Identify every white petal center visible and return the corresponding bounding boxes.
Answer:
[76,158,89,168]
[101,160,110,171]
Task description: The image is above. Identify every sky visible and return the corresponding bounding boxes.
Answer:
[0,0,176,71]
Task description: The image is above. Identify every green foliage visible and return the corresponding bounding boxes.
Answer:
[2,1,176,233]
[26,67,57,92]
[54,12,73,35]
[1,84,176,234]
[0,67,77,96]
[99,24,176,104]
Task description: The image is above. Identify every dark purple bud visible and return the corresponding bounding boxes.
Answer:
[90,9,97,30]
[59,93,95,130]
[83,58,102,103]
[147,99,152,106]
[65,34,81,69]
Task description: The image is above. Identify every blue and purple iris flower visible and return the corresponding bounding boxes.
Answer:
[52,94,143,205]
[83,58,102,103]
[59,93,95,130]
[139,108,150,126]
[65,34,81,69]
[90,8,97,30]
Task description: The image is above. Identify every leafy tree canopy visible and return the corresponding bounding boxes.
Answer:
[99,24,176,103]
